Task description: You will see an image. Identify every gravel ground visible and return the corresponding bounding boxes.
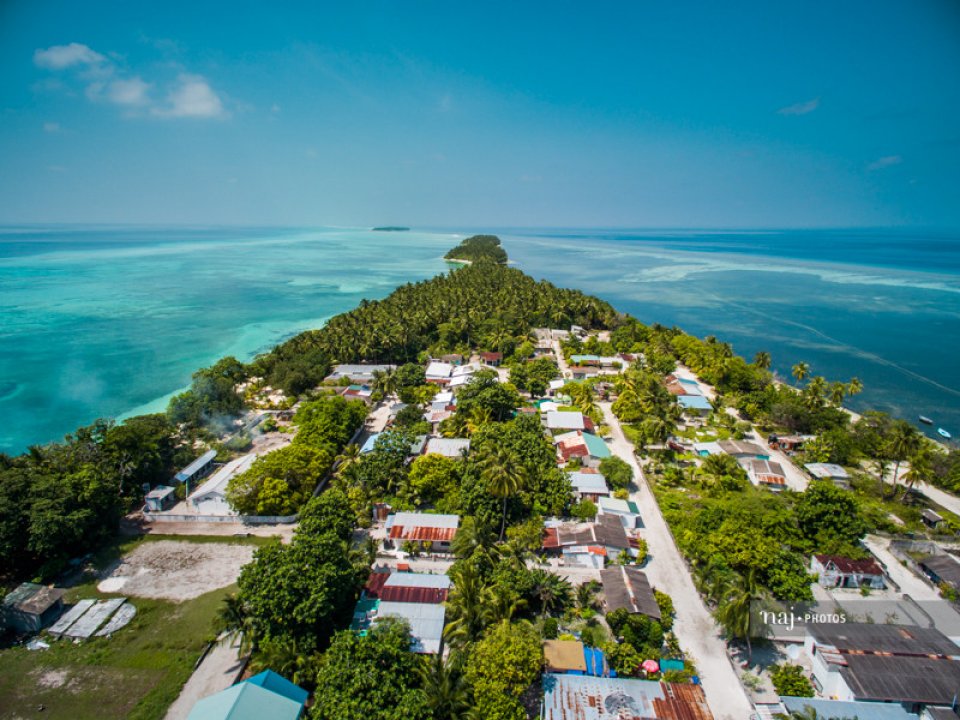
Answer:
[97,540,255,601]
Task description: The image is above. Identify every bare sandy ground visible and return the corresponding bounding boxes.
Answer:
[97,540,255,602]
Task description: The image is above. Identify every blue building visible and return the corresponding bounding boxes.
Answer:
[186,670,308,720]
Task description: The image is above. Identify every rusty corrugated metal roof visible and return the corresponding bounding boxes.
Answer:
[379,586,449,604]
[388,526,457,542]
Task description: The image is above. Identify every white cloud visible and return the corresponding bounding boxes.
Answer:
[34,42,106,70]
[867,155,902,172]
[777,97,820,116]
[43,121,61,133]
[154,74,225,118]
[107,77,150,106]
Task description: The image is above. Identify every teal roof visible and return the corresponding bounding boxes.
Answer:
[582,433,611,458]
[186,683,303,720]
[245,671,309,706]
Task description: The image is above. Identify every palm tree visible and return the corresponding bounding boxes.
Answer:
[215,593,257,656]
[576,580,600,615]
[846,377,863,396]
[828,382,846,407]
[714,568,767,662]
[804,376,827,409]
[529,569,573,618]
[753,351,771,370]
[791,362,810,385]
[334,443,361,478]
[419,653,471,720]
[476,446,528,540]
[885,422,920,495]
[902,444,934,501]
[444,562,495,646]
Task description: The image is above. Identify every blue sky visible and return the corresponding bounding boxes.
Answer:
[1,1,959,228]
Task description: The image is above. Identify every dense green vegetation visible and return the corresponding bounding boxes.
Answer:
[444,234,508,264]
[252,255,615,394]
[226,395,366,515]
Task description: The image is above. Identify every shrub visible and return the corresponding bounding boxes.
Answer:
[769,663,814,697]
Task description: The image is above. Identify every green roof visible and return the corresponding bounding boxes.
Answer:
[186,683,303,720]
[582,433,611,458]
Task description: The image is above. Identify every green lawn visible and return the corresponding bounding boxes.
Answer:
[0,533,265,720]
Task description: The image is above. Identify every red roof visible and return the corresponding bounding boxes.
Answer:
[396,562,411,571]
[480,352,502,361]
[364,571,391,597]
[379,586,449,604]
[543,527,560,549]
[388,525,458,542]
[815,554,884,576]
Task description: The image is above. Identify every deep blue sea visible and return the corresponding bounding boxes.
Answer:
[0,226,958,453]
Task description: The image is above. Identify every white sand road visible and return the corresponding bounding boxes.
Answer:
[600,402,754,720]
[98,540,255,602]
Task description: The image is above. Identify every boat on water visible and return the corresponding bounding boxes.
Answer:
[938,428,952,440]
[919,415,933,425]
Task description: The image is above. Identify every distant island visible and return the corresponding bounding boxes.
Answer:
[444,233,508,264]
[371,226,410,232]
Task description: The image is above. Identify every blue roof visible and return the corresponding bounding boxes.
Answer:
[780,697,918,720]
[677,395,711,410]
[245,671,309,706]
[360,433,381,453]
[175,450,217,482]
[582,646,607,676]
[186,682,303,720]
[582,433,611,458]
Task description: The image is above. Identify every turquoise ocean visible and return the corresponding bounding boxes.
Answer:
[0,225,958,454]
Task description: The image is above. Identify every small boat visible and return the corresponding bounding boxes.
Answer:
[938,428,952,440]
[918,415,933,425]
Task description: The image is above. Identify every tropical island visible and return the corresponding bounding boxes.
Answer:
[1,237,960,720]
[443,234,509,264]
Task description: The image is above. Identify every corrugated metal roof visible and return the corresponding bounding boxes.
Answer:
[424,438,470,457]
[379,586,449,604]
[383,572,451,590]
[546,411,586,430]
[601,566,661,620]
[174,449,217,482]
[376,601,445,654]
[387,512,460,542]
[541,674,713,720]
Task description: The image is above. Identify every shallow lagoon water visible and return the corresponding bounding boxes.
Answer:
[1,225,958,453]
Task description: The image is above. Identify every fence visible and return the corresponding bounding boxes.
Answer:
[142,511,297,525]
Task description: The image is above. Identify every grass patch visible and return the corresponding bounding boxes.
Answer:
[0,585,232,720]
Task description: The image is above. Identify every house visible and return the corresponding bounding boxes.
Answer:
[677,394,712,416]
[548,378,566,395]
[173,449,217,486]
[144,485,177,512]
[440,354,463,365]
[186,670,308,720]
[543,640,609,676]
[534,345,555,358]
[805,462,851,488]
[545,410,586,431]
[568,470,610,501]
[811,554,886,589]
[771,697,919,720]
[2,583,65,633]
[919,554,960,593]
[380,573,451,604]
[479,351,502,366]
[569,365,601,380]
[326,364,397,383]
[341,384,373,402]
[355,601,446,654]
[189,453,259,516]
[921,509,946,530]
[385,512,460,552]
[743,458,787,491]
[543,639,588,673]
[600,566,661,620]
[424,437,470,458]
[717,440,770,460]
[425,361,454,383]
[597,496,643,529]
[430,390,454,412]
[554,431,611,466]
[541,674,713,720]
[770,434,815,453]
[544,514,637,561]
[805,622,960,708]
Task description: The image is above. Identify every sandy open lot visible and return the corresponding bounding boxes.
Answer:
[97,540,255,602]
